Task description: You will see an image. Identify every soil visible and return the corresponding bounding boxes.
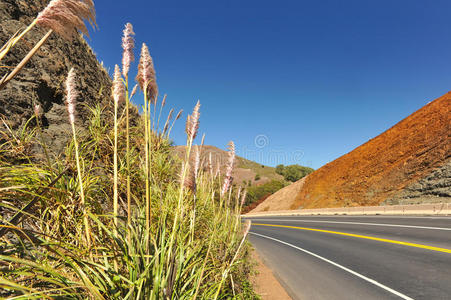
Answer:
[251,249,292,300]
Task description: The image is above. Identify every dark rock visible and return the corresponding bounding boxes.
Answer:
[0,0,114,154]
[386,158,451,205]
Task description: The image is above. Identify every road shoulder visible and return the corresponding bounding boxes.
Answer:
[251,248,293,300]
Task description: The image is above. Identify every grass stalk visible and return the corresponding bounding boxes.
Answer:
[125,77,132,242]
[71,121,91,249]
[143,88,150,247]
[113,86,119,233]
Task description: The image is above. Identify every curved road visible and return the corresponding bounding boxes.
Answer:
[244,215,451,300]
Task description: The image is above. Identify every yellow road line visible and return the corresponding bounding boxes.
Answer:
[252,223,451,254]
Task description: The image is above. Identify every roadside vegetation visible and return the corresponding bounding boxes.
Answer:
[242,180,289,213]
[241,165,314,212]
[275,164,314,182]
[0,1,257,298]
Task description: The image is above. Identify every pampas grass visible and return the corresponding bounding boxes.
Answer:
[137,43,158,102]
[112,64,124,242]
[221,141,236,197]
[121,23,135,240]
[0,12,257,300]
[36,0,96,40]
[121,23,135,78]
[137,42,158,242]
[66,67,91,248]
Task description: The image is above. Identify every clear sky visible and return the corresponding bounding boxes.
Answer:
[88,0,451,169]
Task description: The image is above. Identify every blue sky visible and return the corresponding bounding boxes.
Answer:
[88,0,451,169]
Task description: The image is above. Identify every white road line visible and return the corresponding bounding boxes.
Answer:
[250,232,414,300]
[247,219,451,231]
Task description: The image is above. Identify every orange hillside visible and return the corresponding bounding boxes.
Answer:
[292,92,450,209]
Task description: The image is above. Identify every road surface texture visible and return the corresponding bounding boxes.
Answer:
[244,215,451,300]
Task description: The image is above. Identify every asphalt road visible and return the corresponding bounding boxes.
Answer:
[244,215,451,300]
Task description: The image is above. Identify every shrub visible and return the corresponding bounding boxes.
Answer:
[275,164,285,175]
[245,180,288,207]
[276,164,315,182]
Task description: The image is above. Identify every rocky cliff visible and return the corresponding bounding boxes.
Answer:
[0,0,114,153]
[384,159,451,205]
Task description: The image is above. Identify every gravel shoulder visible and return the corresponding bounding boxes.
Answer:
[251,248,292,300]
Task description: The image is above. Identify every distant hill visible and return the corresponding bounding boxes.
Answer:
[252,91,450,212]
[172,145,284,186]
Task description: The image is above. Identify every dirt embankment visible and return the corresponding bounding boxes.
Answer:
[250,176,307,212]
[253,92,450,211]
[293,93,450,209]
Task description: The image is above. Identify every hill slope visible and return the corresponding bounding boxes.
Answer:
[253,91,450,211]
[172,145,284,186]
[250,176,308,212]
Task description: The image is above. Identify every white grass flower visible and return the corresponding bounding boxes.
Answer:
[137,43,158,102]
[186,101,200,142]
[113,64,125,104]
[121,23,135,78]
[65,68,77,124]
[221,141,235,197]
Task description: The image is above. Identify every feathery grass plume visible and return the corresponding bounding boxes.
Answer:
[156,94,168,131]
[34,104,43,117]
[175,109,183,121]
[130,84,138,98]
[208,152,213,175]
[200,133,205,146]
[181,162,195,193]
[136,43,158,102]
[113,65,125,104]
[180,145,200,193]
[36,0,97,40]
[66,68,78,124]
[186,101,201,142]
[193,145,201,183]
[220,141,235,197]
[240,190,247,207]
[163,108,174,134]
[121,23,135,78]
